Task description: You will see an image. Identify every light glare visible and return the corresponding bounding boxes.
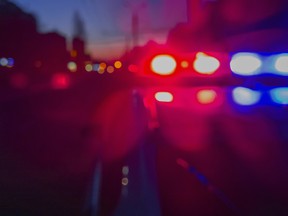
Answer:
[52,74,70,89]
[151,54,177,75]
[232,87,261,105]
[0,58,8,66]
[181,61,189,68]
[230,53,262,75]
[197,90,217,104]
[275,55,288,74]
[114,60,122,69]
[193,52,220,74]
[98,63,106,74]
[270,88,288,104]
[122,177,129,186]
[128,64,138,73]
[155,92,174,102]
[85,64,93,72]
[7,58,14,67]
[122,166,129,175]
[93,64,100,71]
[107,66,115,73]
[67,61,77,72]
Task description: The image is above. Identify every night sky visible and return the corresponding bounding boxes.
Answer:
[11,0,187,59]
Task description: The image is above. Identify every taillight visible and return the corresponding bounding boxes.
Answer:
[150,54,177,76]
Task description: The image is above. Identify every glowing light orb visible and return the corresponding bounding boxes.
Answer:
[99,62,106,69]
[0,58,8,66]
[67,61,77,72]
[114,60,122,69]
[70,50,77,57]
[122,177,129,186]
[85,64,93,72]
[52,74,70,89]
[274,55,288,74]
[93,64,100,71]
[181,60,189,68]
[7,58,14,67]
[193,52,220,74]
[151,54,177,75]
[98,63,107,74]
[270,87,288,104]
[197,90,217,104]
[230,53,262,75]
[107,66,115,73]
[155,92,174,102]
[122,166,129,175]
[128,64,138,73]
[232,87,261,105]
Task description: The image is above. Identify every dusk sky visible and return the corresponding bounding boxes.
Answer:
[11,0,187,59]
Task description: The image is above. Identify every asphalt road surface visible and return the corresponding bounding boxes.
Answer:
[1,75,288,216]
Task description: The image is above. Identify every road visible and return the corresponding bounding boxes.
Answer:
[1,75,288,216]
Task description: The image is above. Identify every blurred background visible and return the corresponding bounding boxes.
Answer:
[1,0,288,215]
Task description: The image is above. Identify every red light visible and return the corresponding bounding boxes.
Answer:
[196,89,217,104]
[10,74,28,88]
[128,64,139,73]
[176,158,189,169]
[52,74,70,89]
[155,92,174,102]
[181,60,189,68]
[193,52,220,75]
[150,54,177,75]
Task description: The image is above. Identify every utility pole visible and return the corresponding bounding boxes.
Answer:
[123,0,146,48]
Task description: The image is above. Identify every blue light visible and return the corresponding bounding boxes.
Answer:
[7,58,14,67]
[270,88,288,105]
[274,54,288,75]
[230,53,262,76]
[232,87,261,105]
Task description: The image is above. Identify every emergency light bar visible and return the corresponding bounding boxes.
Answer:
[148,52,288,76]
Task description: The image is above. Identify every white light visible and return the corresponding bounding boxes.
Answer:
[122,166,129,175]
[85,64,93,72]
[122,177,129,186]
[155,92,174,102]
[270,88,288,104]
[67,61,77,72]
[232,87,261,105]
[150,54,177,75]
[230,53,262,75]
[274,55,288,74]
[0,58,8,66]
[193,52,220,74]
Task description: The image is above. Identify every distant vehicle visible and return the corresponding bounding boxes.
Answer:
[129,0,288,109]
